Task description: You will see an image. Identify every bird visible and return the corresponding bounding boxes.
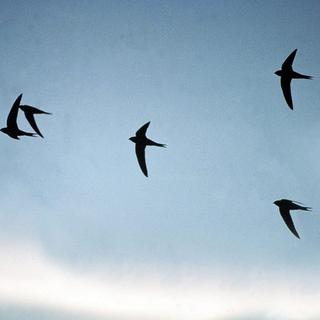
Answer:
[274,49,312,110]
[129,121,166,177]
[273,199,311,239]
[19,104,51,138]
[0,94,36,140]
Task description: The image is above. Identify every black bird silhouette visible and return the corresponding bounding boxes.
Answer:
[129,121,166,177]
[0,94,36,140]
[273,199,311,239]
[274,49,312,110]
[19,104,51,138]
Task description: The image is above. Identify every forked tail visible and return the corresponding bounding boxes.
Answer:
[297,74,313,80]
[147,139,167,147]
[21,131,37,137]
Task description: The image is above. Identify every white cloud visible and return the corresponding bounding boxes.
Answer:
[0,239,318,320]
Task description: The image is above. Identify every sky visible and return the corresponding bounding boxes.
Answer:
[0,0,320,319]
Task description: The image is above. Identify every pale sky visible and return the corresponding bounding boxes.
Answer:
[0,1,320,319]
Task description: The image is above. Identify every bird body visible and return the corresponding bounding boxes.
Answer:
[129,121,166,177]
[273,199,311,239]
[274,49,312,109]
[0,127,35,140]
[275,69,311,80]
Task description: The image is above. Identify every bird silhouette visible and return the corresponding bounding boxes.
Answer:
[129,121,166,177]
[273,199,311,239]
[19,104,51,138]
[0,94,36,140]
[274,49,312,110]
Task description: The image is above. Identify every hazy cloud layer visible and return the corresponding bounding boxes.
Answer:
[0,240,319,320]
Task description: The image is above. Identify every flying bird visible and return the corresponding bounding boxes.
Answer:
[19,104,51,138]
[274,49,312,110]
[273,199,311,239]
[129,121,166,177]
[0,94,36,140]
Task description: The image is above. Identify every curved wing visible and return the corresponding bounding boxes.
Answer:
[282,49,297,69]
[136,121,150,138]
[279,207,300,239]
[22,111,44,138]
[281,76,293,109]
[7,94,23,129]
[20,105,51,115]
[135,143,148,177]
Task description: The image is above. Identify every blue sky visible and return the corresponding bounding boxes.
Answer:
[0,0,320,319]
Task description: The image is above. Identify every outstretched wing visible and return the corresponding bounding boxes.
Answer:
[20,105,51,115]
[7,94,23,129]
[135,143,148,177]
[20,105,43,138]
[136,121,150,138]
[280,76,293,109]
[282,49,297,69]
[22,110,44,138]
[279,207,300,239]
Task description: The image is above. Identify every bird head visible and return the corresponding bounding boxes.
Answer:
[129,136,137,143]
[274,70,282,77]
[0,128,8,134]
[273,200,281,207]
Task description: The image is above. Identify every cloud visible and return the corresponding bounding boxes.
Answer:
[0,239,319,320]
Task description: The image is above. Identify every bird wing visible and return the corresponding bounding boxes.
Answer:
[20,105,51,115]
[282,49,297,69]
[22,110,44,138]
[136,121,150,138]
[280,76,293,109]
[279,207,300,239]
[135,143,148,177]
[7,94,23,129]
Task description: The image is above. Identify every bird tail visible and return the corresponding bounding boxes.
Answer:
[24,132,37,137]
[293,201,312,211]
[149,140,166,147]
[297,74,312,80]
[292,71,313,79]
[19,130,37,137]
